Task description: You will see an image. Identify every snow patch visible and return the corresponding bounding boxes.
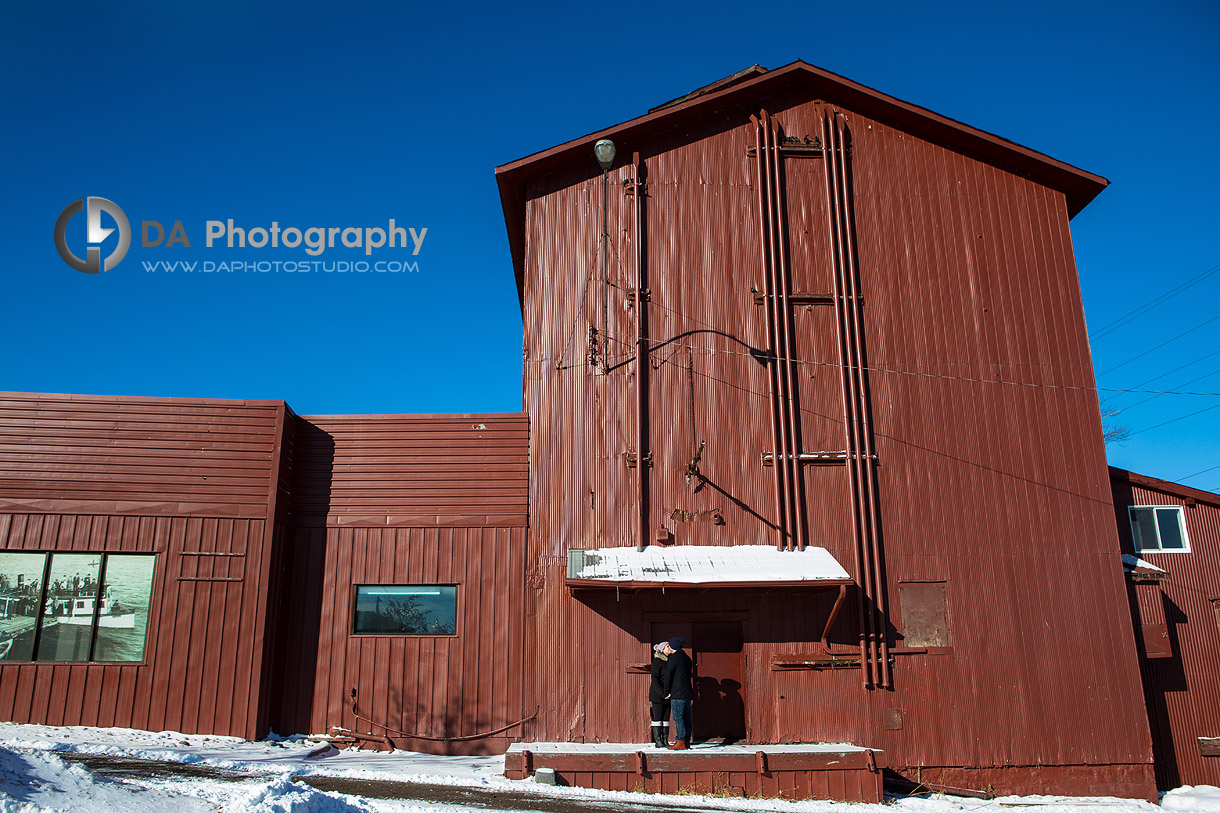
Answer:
[1162,785,1220,811]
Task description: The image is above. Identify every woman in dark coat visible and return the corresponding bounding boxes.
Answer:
[648,642,671,748]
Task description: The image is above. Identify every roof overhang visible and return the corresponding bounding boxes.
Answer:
[565,545,852,590]
[1110,466,1220,509]
[496,60,1110,310]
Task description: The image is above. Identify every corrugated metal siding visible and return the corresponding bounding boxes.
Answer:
[0,513,273,738]
[1111,475,1220,789]
[0,392,280,518]
[270,412,530,753]
[0,393,286,738]
[275,525,527,754]
[521,87,1151,786]
[291,414,528,528]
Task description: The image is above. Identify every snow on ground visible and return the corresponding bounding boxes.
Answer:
[0,723,1217,812]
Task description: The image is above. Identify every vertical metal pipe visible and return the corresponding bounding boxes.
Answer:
[836,121,891,688]
[831,114,880,684]
[634,152,649,553]
[769,120,808,553]
[762,114,795,551]
[602,169,610,374]
[821,112,871,687]
[752,114,788,552]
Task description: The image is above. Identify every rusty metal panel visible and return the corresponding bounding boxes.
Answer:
[515,81,1151,797]
[897,585,950,648]
[1111,470,1220,788]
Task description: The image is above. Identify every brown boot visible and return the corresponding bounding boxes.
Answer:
[668,740,688,750]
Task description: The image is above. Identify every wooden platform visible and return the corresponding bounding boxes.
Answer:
[503,742,885,802]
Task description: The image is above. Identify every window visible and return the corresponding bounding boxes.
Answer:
[0,552,155,663]
[352,585,457,636]
[1129,506,1190,553]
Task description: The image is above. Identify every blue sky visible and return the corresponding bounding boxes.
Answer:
[1,1,1216,490]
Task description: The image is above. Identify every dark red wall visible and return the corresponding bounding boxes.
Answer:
[270,413,529,752]
[514,86,1153,796]
[0,395,529,751]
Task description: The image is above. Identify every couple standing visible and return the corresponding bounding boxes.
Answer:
[649,637,693,750]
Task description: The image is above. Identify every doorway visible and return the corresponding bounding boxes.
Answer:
[649,619,746,742]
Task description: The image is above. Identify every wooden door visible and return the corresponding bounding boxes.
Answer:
[692,621,745,741]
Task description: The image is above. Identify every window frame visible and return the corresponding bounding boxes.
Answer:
[1128,505,1191,553]
[0,551,157,665]
[350,583,459,638]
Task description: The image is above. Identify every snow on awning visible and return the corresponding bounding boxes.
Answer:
[1122,553,1168,581]
[565,545,852,589]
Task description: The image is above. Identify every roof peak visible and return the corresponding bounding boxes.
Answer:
[648,64,769,113]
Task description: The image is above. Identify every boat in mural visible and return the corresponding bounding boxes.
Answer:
[44,590,135,629]
[0,591,46,661]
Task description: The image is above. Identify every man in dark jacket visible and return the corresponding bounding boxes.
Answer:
[662,637,693,749]
[648,643,670,748]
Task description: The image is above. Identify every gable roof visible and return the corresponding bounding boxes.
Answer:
[495,60,1109,309]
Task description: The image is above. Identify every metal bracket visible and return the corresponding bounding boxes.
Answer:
[625,451,653,468]
[625,288,651,303]
[762,451,878,467]
[623,178,647,196]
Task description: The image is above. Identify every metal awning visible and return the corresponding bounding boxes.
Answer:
[565,545,852,590]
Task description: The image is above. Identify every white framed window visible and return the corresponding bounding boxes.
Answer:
[1129,506,1190,553]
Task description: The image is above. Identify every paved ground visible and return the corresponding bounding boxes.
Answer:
[60,752,729,812]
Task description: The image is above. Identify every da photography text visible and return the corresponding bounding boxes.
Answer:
[54,197,428,275]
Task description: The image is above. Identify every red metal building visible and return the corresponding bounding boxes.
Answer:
[0,392,528,752]
[0,61,1188,801]
[1109,467,1220,790]
[495,61,1154,797]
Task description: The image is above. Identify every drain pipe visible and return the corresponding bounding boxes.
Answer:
[834,120,890,688]
[752,113,788,552]
[768,117,808,552]
[761,112,795,550]
[633,151,650,553]
[822,111,872,687]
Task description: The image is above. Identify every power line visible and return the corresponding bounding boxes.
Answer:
[588,332,1220,397]
[1129,403,1220,437]
[1179,463,1220,483]
[1089,261,1220,341]
[1112,367,1220,412]
[1112,347,1220,395]
[1098,312,1220,377]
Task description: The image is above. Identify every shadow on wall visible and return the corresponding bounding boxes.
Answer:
[268,419,334,736]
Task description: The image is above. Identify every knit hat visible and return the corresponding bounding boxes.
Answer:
[668,637,685,650]
[653,642,667,652]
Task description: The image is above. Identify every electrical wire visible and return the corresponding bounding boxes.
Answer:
[1179,462,1220,483]
[1097,312,1220,377]
[587,332,1220,398]
[1128,402,1220,437]
[1089,261,1220,341]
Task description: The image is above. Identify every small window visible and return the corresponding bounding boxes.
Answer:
[352,585,457,636]
[1129,506,1190,553]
